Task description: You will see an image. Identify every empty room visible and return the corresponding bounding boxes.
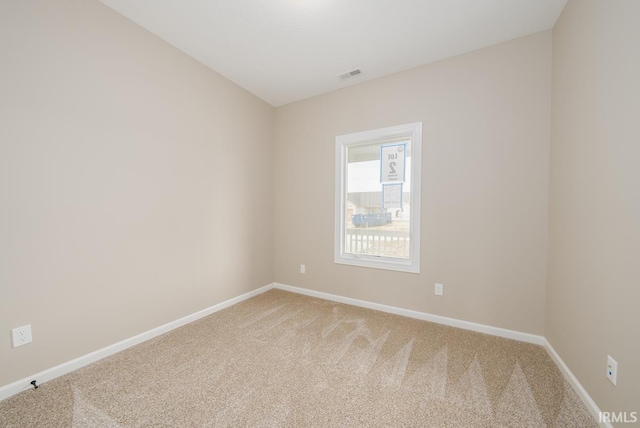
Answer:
[1,0,638,426]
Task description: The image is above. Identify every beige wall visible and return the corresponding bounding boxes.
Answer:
[0,0,274,387]
[274,31,552,335]
[547,0,640,419]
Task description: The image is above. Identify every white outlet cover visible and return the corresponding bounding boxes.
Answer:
[607,355,617,385]
[435,283,444,296]
[300,264,306,274]
[11,324,33,348]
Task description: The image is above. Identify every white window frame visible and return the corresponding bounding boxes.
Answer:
[335,122,422,273]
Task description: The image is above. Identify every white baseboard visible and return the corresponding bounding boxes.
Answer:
[543,339,611,428]
[0,283,275,402]
[273,283,544,345]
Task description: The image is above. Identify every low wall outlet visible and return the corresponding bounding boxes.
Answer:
[607,355,617,385]
[11,324,32,348]
[300,264,306,274]
[435,283,444,296]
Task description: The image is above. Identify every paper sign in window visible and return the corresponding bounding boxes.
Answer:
[383,183,403,209]
[380,143,406,183]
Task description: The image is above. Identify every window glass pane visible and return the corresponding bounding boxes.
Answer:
[344,140,411,259]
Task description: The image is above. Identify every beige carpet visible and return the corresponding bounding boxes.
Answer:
[0,289,597,427]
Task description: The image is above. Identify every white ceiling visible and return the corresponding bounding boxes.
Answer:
[98,0,567,107]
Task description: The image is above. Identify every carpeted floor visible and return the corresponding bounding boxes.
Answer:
[0,289,597,427]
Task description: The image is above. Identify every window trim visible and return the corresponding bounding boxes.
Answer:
[334,122,422,273]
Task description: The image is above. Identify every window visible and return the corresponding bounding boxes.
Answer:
[335,122,422,273]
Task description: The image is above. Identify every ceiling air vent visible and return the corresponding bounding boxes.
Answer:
[339,69,362,80]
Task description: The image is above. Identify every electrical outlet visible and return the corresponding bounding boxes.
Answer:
[435,283,444,296]
[300,264,306,274]
[607,355,617,385]
[11,325,32,348]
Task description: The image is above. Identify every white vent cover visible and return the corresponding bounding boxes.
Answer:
[339,69,362,80]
